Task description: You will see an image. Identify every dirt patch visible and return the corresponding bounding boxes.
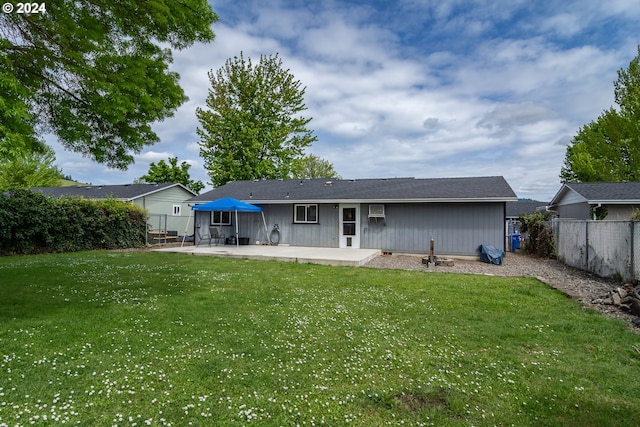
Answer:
[395,393,441,412]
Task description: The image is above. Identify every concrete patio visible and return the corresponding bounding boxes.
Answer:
[153,243,381,267]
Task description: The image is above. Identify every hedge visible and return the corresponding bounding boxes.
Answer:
[0,189,147,255]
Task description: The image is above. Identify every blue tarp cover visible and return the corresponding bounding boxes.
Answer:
[191,197,262,212]
[480,245,505,265]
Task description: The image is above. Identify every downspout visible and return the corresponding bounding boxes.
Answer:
[503,202,507,253]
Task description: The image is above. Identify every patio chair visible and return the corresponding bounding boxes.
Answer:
[209,227,226,246]
[196,226,211,246]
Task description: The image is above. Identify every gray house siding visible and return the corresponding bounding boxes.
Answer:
[249,204,339,247]
[195,204,339,246]
[196,202,506,255]
[361,203,505,255]
[556,202,590,219]
[557,203,640,220]
[245,204,338,247]
[604,205,640,220]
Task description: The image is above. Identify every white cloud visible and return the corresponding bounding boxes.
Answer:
[476,103,555,136]
[134,151,174,163]
[539,13,585,38]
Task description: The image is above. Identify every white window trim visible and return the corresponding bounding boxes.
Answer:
[211,211,232,226]
[294,204,318,224]
[172,204,181,216]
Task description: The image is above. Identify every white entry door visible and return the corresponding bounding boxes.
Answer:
[339,204,360,248]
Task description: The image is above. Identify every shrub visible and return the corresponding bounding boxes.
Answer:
[0,189,146,255]
[519,210,556,258]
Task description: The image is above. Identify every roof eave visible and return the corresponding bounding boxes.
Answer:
[132,183,197,199]
[240,197,517,204]
[587,199,640,205]
[549,184,585,206]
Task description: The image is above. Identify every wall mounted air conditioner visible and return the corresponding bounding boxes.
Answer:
[368,204,385,224]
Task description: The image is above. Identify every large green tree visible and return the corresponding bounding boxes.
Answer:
[136,157,204,194]
[0,1,217,169]
[291,154,341,179]
[561,46,640,183]
[197,52,317,187]
[0,49,45,160]
[0,146,61,190]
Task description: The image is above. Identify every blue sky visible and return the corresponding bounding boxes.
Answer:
[50,0,640,201]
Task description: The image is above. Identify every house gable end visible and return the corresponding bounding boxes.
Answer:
[550,184,587,207]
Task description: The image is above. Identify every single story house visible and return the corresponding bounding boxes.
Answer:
[549,182,640,220]
[32,183,197,234]
[188,176,517,256]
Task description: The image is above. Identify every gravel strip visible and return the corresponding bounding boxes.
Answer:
[364,251,639,330]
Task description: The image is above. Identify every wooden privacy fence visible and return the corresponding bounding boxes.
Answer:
[551,219,640,282]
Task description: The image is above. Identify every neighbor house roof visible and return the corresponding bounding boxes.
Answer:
[189,176,517,204]
[506,201,547,218]
[32,183,196,201]
[550,182,640,206]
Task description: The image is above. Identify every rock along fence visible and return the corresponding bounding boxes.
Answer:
[551,219,640,282]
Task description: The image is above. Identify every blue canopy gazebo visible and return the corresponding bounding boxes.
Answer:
[187,197,269,247]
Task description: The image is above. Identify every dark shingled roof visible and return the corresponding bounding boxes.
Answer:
[506,201,547,218]
[564,182,640,202]
[189,176,517,203]
[32,183,194,200]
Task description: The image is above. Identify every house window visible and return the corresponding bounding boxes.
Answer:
[211,211,232,225]
[294,204,318,223]
[172,205,181,216]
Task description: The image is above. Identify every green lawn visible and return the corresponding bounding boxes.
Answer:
[1,251,639,426]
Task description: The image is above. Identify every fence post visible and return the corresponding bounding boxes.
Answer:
[585,221,589,272]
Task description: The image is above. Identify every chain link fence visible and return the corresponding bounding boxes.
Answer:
[146,214,193,245]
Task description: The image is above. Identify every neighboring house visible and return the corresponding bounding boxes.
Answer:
[32,183,197,233]
[549,182,640,220]
[188,176,517,256]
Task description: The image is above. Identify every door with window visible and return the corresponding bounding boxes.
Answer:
[339,204,360,248]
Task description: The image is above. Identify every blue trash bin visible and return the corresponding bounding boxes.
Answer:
[510,233,520,251]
